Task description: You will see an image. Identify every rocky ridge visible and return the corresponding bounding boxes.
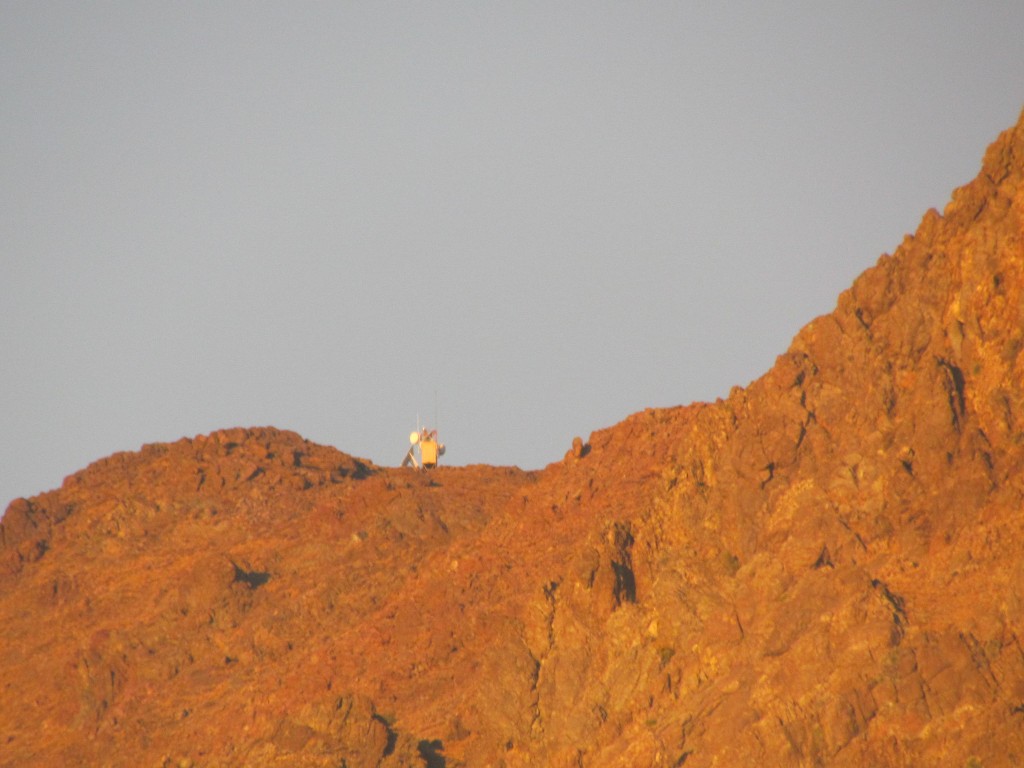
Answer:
[2,110,1023,766]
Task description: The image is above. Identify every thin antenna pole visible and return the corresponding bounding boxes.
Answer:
[434,389,439,432]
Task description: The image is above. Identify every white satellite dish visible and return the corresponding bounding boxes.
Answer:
[409,431,420,445]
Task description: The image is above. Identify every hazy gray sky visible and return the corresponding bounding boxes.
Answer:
[3,2,1023,508]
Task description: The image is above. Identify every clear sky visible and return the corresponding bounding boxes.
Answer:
[3,3,1023,509]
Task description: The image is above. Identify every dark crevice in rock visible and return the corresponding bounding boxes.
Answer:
[937,358,967,432]
[855,307,871,330]
[231,561,270,590]
[611,524,637,607]
[417,738,446,767]
[372,713,398,757]
[871,579,908,646]
[332,460,375,482]
[795,421,808,451]
[812,546,834,570]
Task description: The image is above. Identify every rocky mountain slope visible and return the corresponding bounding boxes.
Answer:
[3,110,1024,767]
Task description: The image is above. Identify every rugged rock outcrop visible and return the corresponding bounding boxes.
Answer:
[2,110,1023,767]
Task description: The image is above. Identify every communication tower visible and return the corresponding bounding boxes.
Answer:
[402,427,445,469]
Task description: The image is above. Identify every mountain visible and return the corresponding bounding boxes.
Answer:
[3,110,1024,767]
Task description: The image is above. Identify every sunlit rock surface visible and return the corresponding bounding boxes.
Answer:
[3,110,1024,767]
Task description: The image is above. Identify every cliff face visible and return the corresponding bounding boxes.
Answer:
[3,111,1024,767]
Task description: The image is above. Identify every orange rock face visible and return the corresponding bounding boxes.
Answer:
[3,111,1024,767]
